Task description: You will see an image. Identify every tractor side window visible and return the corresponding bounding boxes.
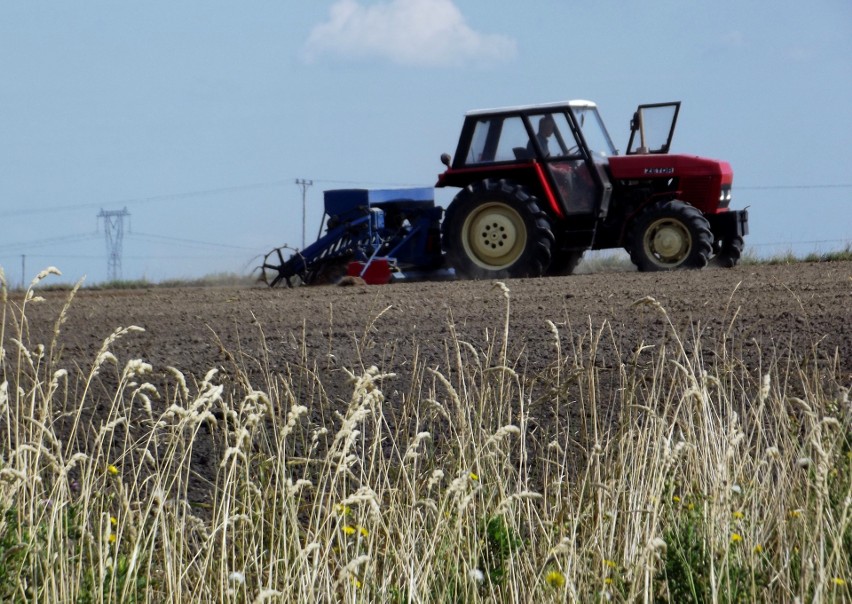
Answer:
[492,117,530,162]
[467,119,491,164]
[528,112,576,158]
[465,117,532,164]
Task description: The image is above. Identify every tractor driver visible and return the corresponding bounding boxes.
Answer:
[528,115,556,157]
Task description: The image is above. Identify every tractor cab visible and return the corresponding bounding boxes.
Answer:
[437,100,616,222]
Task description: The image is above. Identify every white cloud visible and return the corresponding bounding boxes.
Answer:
[303,0,516,67]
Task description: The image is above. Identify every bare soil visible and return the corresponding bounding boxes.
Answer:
[9,261,852,502]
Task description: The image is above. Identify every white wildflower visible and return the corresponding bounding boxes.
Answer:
[650,537,668,553]
[29,266,61,287]
[759,373,771,403]
[403,431,432,461]
[492,281,510,298]
[486,425,521,447]
[123,359,152,378]
[427,469,444,489]
[253,589,282,603]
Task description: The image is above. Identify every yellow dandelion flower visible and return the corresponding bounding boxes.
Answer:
[335,504,351,516]
[753,544,763,554]
[107,464,119,476]
[469,472,479,481]
[833,577,847,586]
[342,525,356,536]
[687,502,695,511]
[730,533,743,543]
[672,495,681,503]
[358,526,369,537]
[604,559,617,569]
[545,570,565,588]
[351,577,362,589]
[604,577,614,585]
[788,510,801,519]
[732,511,745,520]
[110,516,118,526]
[108,534,116,544]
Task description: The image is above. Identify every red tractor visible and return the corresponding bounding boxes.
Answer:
[436,100,748,278]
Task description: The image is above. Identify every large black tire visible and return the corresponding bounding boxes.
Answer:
[712,235,745,268]
[442,180,554,279]
[627,200,713,271]
[547,248,584,276]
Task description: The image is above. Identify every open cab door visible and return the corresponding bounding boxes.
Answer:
[626,102,681,154]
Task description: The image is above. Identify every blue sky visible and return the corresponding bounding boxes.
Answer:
[1,0,850,286]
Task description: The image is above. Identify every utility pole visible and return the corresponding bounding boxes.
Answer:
[97,207,131,282]
[295,178,313,249]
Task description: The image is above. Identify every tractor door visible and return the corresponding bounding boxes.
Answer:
[529,111,600,216]
[626,102,681,155]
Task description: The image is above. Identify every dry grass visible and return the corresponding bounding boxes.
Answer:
[0,267,849,602]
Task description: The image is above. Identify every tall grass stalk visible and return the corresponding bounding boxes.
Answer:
[0,269,849,602]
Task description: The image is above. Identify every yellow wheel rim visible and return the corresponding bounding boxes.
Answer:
[461,202,527,270]
[643,217,691,267]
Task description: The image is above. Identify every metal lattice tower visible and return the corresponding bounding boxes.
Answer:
[97,207,131,281]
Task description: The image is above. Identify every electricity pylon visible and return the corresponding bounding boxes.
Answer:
[97,207,131,282]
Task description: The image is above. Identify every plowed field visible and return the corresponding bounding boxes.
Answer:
[10,261,851,501]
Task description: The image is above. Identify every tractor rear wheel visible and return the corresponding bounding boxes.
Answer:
[628,200,713,271]
[712,235,745,268]
[442,180,554,279]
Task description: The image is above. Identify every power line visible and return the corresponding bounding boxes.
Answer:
[0,177,429,219]
[0,231,263,255]
[1,180,847,220]
[738,184,852,190]
[747,238,850,248]
[0,232,101,252]
[0,180,292,218]
[128,232,259,252]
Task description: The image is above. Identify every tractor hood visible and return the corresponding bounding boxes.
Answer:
[608,154,734,213]
[607,154,733,184]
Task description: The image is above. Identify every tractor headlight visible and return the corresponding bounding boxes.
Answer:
[719,186,732,208]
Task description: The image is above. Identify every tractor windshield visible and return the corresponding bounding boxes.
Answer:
[572,106,617,159]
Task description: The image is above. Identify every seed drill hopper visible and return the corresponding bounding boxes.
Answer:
[261,188,444,286]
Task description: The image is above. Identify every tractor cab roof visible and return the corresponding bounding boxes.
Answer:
[466,99,597,117]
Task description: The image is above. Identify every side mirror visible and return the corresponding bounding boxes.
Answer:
[440,153,451,167]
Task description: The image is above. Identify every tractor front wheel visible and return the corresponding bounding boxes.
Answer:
[712,235,745,268]
[442,180,554,279]
[628,200,713,271]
